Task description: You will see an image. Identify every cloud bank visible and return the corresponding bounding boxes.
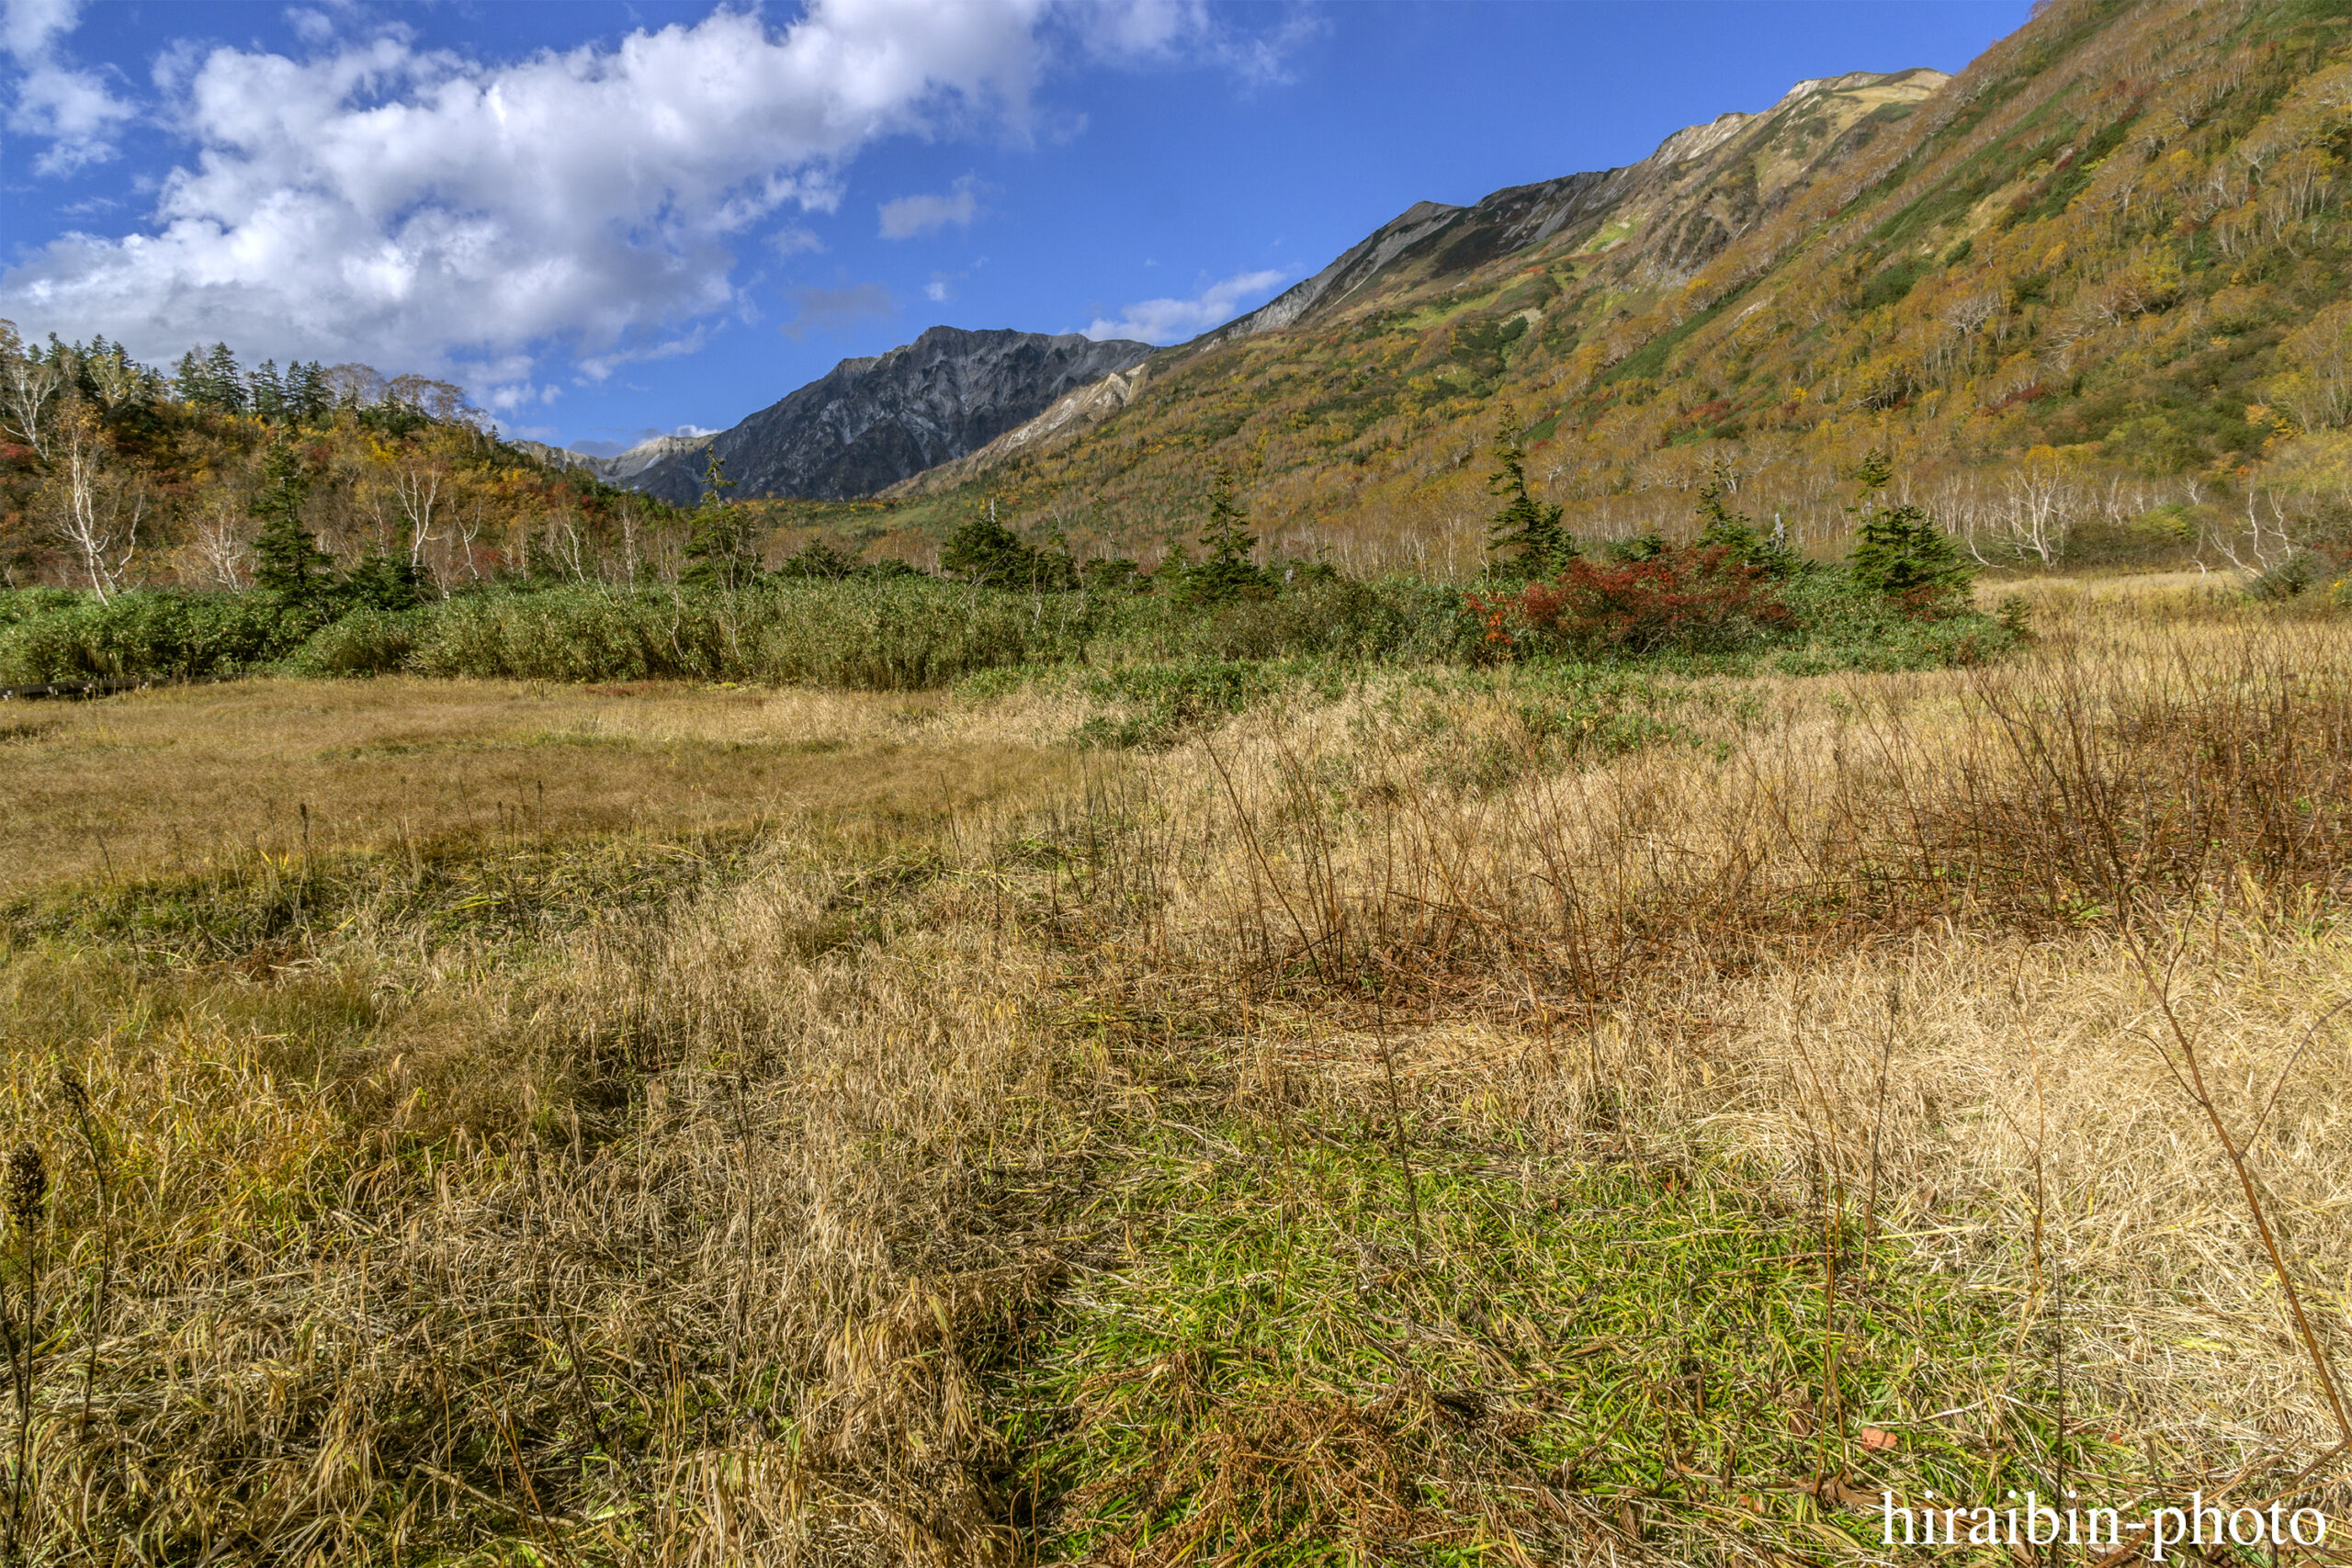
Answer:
[0,0,1055,386]
[1086,267,1285,344]
[0,0,1318,408]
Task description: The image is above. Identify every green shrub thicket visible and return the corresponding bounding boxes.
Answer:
[0,592,333,682]
[402,581,1093,688]
[0,558,2011,694]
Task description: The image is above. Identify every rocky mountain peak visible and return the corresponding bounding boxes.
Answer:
[623,325,1152,503]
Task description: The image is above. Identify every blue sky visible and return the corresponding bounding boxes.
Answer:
[2,0,2030,455]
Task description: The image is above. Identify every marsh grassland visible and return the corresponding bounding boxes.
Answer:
[4,578,2350,1565]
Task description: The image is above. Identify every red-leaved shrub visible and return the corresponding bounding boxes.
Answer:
[1464,545,1794,660]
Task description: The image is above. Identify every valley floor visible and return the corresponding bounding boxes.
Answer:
[3,573,2348,1564]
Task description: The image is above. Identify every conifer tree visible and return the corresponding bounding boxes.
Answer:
[288,361,332,425]
[1152,540,1193,592]
[1485,412,1574,578]
[203,344,246,412]
[1182,470,1269,604]
[343,547,424,610]
[249,359,286,422]
[173,349,209,407]
[1845,448,1971,605]
[941,498,1044,588]
[249,435,335,600]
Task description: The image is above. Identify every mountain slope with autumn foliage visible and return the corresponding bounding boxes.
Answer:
[868,0,2352,582]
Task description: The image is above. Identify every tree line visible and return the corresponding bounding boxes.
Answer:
[0,321,665,601]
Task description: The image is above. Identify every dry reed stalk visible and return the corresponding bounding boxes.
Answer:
[1370,983,1424,1262]
[53,1068,108,1445]
[1,1145,43,1565]
[2120,917,2352,1448]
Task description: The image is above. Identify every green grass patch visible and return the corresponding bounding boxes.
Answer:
[997,1114,2096,1563]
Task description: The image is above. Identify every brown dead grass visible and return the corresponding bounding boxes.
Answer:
[4,860,1087,1565]
[5,588,2352,1562]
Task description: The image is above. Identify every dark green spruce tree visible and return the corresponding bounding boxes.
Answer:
[173,348,210,407]
[941,498,1042,588]
[249,358,286,422]
[344,548,425,610]
[1181,471,1269,604]
[1485,412,1575,579]
[1845,448,1971,606]
[288,361,333,424]
[250,435,337,601]
[203,344,247,413]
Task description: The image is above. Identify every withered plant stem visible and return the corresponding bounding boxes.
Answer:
[2123,914,2352,1449]
[1862,981,1896,1266]
[1202,735,1323,982]
[58,1070,109,1445]
[4,1145,45,1566]
[1372,984,1424,1263]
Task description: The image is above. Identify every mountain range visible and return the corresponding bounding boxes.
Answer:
[547,64,1948,515]
[534,326,1150,505]
[27,0,2340,594]
[880,62,1956,530]
[526,0,2347,580]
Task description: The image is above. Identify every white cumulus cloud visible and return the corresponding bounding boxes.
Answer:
[877,174,982,239]
[5,0,137,174]
[1,0,1056,379]
[1085,267,1284,344]
[1,0,79,58]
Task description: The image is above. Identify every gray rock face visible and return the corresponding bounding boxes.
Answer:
[627,326,1152,503]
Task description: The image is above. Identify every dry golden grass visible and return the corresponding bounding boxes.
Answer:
[4,860,1086,1564]
[4,586,2350,1563]
[1106,588,2352,1471]
[0,676,1093,898]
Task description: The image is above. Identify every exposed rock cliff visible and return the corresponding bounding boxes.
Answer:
[885,363,1152,498]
